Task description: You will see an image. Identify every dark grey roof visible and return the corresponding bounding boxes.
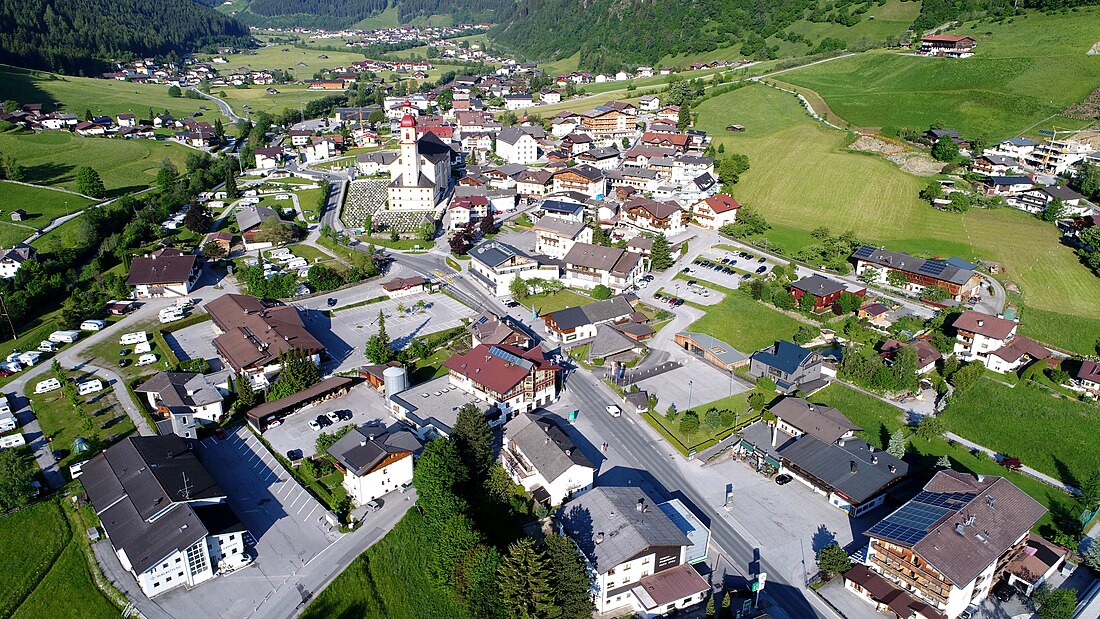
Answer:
[540,199,585,217]
[389,172,436,188]
[589,324,637,358]
[193,503,247,536]
[545,295,634,330]
[236,204,280,232]
[356,151,399,164]
[752,341,817,376]
[328,426,422,476]
[559,486,690,572]
[777,434,907,503]
[791,274,846,298]
[768,397,860,444]
[417,130,453,163]
[1043,185,1085,201]
[135,372,223,413]
[850,246,977,286]
[469,240,530,268]
[497,126,531,146]
[506,414,593,482]
[563,242,641,276]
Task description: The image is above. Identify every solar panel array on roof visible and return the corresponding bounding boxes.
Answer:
[918,261,948,277]
[475,315,490,326]
[853,245,875,259]
[913,490,977,509]
[489,346,533,370]
[868,490,978,545]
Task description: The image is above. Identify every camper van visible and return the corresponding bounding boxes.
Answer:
[48,330,81,344]
[16,351,40,367]
[77,380,104,395]
[119,332,148,345]
[80,320,107,331]
[37,341,58,353]
[136,353,157,367]
[134,341,152,354]
[35,378,62,394]
[285,257,308,270]
[159,306,185,324]
[0,396,11,417]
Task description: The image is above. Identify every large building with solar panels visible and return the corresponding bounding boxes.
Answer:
[850,246,982,302]
[846,470,1046,619]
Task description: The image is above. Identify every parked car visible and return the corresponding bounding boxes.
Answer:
[315,414,332,428]
[308,419,321,431]
[756,266,767,273]
[214,428,227,440]
[742,273,752,280]
[327,298,338,307]
[119,349,130,357]
[335,409,353,421]
[267,418,282,429]
[775,474,793,485]
[118,359,129,368]
[992,581,1016,603]
[365,499,382,512]
[326,411,341,424]
[674,299,685,306]
[286,449,303,462]
[758,257,767,263]
[606,405,622,417]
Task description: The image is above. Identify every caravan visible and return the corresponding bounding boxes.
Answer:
[119,332,148,345]
[77,379,104,395]
[159,306,185,324]
[49,330,81,344]
[80,320,107,331]
[136,353,158,367]
[35,378,62,394]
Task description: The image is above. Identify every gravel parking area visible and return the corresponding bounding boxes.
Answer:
[165,321,223,370]
[261,382,391,458]
[636,362,748,413]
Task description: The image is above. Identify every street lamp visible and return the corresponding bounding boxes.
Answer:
[687,380,693,411]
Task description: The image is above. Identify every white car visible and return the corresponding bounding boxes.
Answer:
[606,405,622,417]
[308,419,321,431]
[325,411,340,424]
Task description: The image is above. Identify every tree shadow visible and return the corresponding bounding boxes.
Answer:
[1052,456,1080,491]
[811,524,836,554]
[106,184,148,199]
[21,161,73,185]
[1042,491,1083,538]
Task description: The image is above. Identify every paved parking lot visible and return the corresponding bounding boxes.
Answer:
[166,321,223,370]
[262,382,391,458]
[307,292,476,373]
[156,426,340,617]
[636,362,749,413]
[662,278,725,306]
[686,246,779,291]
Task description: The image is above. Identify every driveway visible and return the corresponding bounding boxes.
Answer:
[261,382,391,458]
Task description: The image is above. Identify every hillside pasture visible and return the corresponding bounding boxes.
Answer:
[209,84,346,117]
[0,181,96,233]
[202,45,367,79]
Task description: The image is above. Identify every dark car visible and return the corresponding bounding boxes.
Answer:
[504,299,519,308]
[681,267,692,273]
[315,414,332,428]
[775,474,793,485]
[674,299,685,306]
[742,273,752,280]
[327,298,338,307]
[756,265,767,273]
[687,280,697,286]
[118,359,130,368]
[758,257,767,263]
[119,349,130,356]
[286,449,303,462]
[992,581,1016,603]
[214,428,227,440]
[337,409,353,421]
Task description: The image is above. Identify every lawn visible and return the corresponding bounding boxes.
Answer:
[527,289,592,315]
[203,46,367,81]
[0,64,227,123]
[686,287,805,353]
[771,0,921,57]
[0,130,197,195]
[778,7,1100,139]
[359,234,435,251]
[302,510,471,619]
[943,378,1100,486]
[25,369,137,468]
[12,541,120,619]
[695,82,1100,354]
[209,84,344,117]
[77,316,167,383]
[811,383,1087,537]
[0,181,97,230]
[0,500,71,618]
[643,394,761,456]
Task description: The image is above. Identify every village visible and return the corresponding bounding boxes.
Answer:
[1,15,1100,619]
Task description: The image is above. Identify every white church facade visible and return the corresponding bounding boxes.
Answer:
[387,109,454,212]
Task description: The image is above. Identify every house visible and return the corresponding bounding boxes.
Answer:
[327,426,422,506]
[355,151,400,176]
[919,35,976,58]
[448,195,490,230]
[691,194,740,230]
[235,204,287,251]
[1072,360,1100,398]
[495,126,539,164]
[769,397,860,444]
[984,335,1050,374]
[988,138,1038,159]
[748,341,823,391]
[561,132,593,155]
[254,146,285,170]
[1023,139,1091,175]
[978,175,1034,197]
[442,344,559,416]
[533,215,592,259]
[206,294,325,387]
[542,295,636,342]
[468,311,532,349]
[562,242,644,293]
[621,197,684,234]
[552,166,606,200]
[0,244,36,278]
[789,275,860,311]
[847,471,1046,619]
[580,106,633,134]
[950,310,1047,373]
[1015,184,1088,215]
[674,332,748,371]
[380,275,428,298]
[970,155,1021,176]
[135,372,226,438]
[539,198,586,222]
[881,339,942,375]
[858,302,892,327]
[639,95,661,111]
[851,246,982,302]
[514,169,553,198]
[126,248,199,298]
[116,113,137,127]
[558,487,711,617]
[541,90,562,105]
[502,413,595,506]
[778,432,908,517]
[201,231,232,256]
[81,435,248,597]
[468,240,559,297]
[640,132,690,153]
[1003,534,1069,597]
[9,209,26,222]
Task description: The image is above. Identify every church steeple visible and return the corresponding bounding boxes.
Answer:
[399,101,419,187]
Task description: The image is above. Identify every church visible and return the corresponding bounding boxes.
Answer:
[387,110,454,212]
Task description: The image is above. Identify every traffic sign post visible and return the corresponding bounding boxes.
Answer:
[754,572,767,608]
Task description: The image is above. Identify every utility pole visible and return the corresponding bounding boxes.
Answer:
[0,294,16,341]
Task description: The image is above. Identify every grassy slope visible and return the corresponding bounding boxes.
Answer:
[0,130,197,195]
[25,369,137,468]
[206,45,367,80]
[302,510,470,619]
[778,7,1100,138]
[0,181,96,229]
[210,84,341,116]
[695,83,1100,353]
[12,542,119,619]
[812,384,1085,535]
[0,500,70,618]
[776,0,922,55]
[0,65,226,123]
[686,289,806,353]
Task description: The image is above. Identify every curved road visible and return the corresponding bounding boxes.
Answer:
[189,87,244,123]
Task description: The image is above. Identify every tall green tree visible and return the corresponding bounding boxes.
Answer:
[498,537,555,619]
[224,166,239,199]
[156,158,179,193]
[931,139,959,162]
[461,546,505,619]
[543,534,595,619]
[816,542,852,577]
[1032,585,1077,619]
[650,233,673,270]
[435,513,482,586]
[74,166,106,198]
[886,429,907,459]
[412,438,469,526]
[451,403,493,482]
[365,310,394,363]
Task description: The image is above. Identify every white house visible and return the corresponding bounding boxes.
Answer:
[950,310,1047,373]
[562,242,644,293]
[559,487,710,618]
[541,295,636,343]
[495,126,539,165]
[468,240,560,298]
[327,427,421,506]
[532,215,592,259]
[691,194,740,230]
[442,344,560,416]
[0,244,36,279]
[125,248,199,298]
[502,413,594,506]
[639,95,661,111]
[134,372,226,438]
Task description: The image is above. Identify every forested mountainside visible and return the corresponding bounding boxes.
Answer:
[0,0,251,75]
[229,0,513,28]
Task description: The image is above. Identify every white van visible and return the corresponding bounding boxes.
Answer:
[286,257,307,270]
[134,341,152,354]
[119,332,148,345]
[37,341,58,353]
[17,351,40,367]
[80,320,107,331]
[35,378,62,394]
[48,330,81,344]
[77,379,104,395]
[136,353,157,367]
[0,396,11,416]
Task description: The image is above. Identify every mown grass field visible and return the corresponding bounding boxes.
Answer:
[302,510,470,619]
[210,84,347,117]
[0,129,196,195]
[811,384,1088,536]
[778,7,1100,138]
[776,0,921,55]
[12,542,120,619]
[0,64,226,123]
[695,82,1100,354]
[0,181,96,230]
[686,285,806,353]
[203,45,366,80]
[25,369,137,468]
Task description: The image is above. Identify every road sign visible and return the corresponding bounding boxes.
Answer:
[758,572,767,588]
[569,409,578,421]
[751,581,760,592]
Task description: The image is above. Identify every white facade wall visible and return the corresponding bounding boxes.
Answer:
[343,452,414,505]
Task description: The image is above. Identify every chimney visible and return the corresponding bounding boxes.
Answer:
[636,498,645,512]
[360,440,367,447]
[837,438,845,447]
[850,461,858,474]
[872,455,879,465]
[976,474,985,482]
[977,319,984,327]
[595,532,604,544]
[888,464,897,474]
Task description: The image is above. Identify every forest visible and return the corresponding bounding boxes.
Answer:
[239,0,512,28]
[0,0,251,75]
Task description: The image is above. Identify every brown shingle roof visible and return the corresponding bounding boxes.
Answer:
[563,242,641,277]
[952,311,1017,340]
[770,397,860,443]
[206,294,324,372]
[444,344,558,396]
[991,336,1049,364]
[125,248,197,286]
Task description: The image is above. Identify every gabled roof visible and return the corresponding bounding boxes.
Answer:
[1076,359,1100,383]
[850,246,977,286]
[497,126,533,145]
[563,242,641,277]
[769,397,860,444]
[556,165,604,182]
[990,335,1048,364]
[699,194,740,214]
[206,294,324,372]
[1002,138,1038,147]
[135,372,223,412]
[778,434,907,503]
[866,471,1046,587]
[544,295,635,331]
[533,215,587,239]
[506,413,593,482]
[327,426,421,476]
[752,341,817,376]
[235,204,281,232]
[468,311,529,347]
[790,274,846,298]
[624,197,681,220]
[589,324,638,358]
[952,311,1016,340]
[126,248,197,286]
[559,486,690,572]
[444,344,558,396]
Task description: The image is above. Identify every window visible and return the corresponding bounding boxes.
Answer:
[166,576,173,582]
[178,571,184,577]
[153,581,160,588]
[229,535,235,540]
[181,417,187,424]
[607,568,616,575]
[642,557,651,565]
[176,557,182,563]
